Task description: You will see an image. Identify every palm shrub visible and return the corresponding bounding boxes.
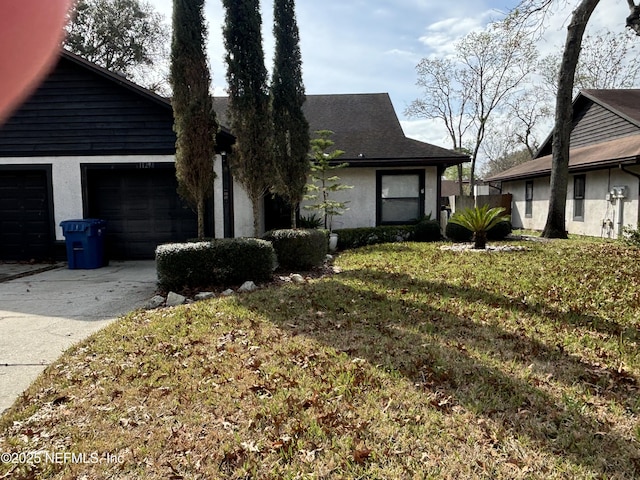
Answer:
[448,205,510,249]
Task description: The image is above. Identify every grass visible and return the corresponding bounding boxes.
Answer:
[1,238,639,479]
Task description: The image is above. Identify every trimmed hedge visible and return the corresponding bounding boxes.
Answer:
[486,220,513,240]
[156,238,276,290]
[334,225,416,250]
[263,229,328,270]
[445,221,473,242]
[414,218,442,242]
[333,219,442,250]
[445,219,513,242]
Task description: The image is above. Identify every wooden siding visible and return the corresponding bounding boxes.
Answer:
[571,100,640,148]
[538,98,640,157]
[0,57,176,157]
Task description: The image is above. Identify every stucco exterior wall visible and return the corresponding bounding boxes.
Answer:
[212,158,257,239]
[299,165,440,230]
[503,166,640,238]
[0,154,178,240]
[7,155,444,242]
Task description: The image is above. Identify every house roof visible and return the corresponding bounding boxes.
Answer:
[60,49,236,137]
[487,89,640,182]
[487,133,640,181]
[214,93,468,168]
[581,89,640,126]
[33,52,465,166]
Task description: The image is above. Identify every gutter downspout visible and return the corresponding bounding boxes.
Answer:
[620,163,640,229]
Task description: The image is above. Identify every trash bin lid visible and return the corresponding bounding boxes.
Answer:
[60,219,106,232]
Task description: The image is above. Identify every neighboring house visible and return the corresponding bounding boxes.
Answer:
[487,89,640,238]
[0,51,467,261]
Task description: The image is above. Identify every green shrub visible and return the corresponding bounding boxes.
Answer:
[298,213,323,229]
[487,220,512,240]
[156,238,276,290]
[262,229,328,270]
[445,221,473,242]
[334,225,416,250]
[446,217,512,243]
[414,218,442,242]
[448,205,510,249]
[622,225,640,248]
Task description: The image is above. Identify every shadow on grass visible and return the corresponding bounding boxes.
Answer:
[238,268,640,476]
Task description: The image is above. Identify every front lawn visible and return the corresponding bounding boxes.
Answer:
[1,239,639,479]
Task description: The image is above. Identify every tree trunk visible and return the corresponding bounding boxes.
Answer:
[197,195,205,239]
[473,230,487,250]
[252,195,261,237]
[457,164,464,196]
[627,1,640,35]
[291,205,297,229]
[542,0,600,238]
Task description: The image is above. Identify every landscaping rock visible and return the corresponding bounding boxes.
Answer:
[195,291,215,301]
[145,295,165,309]
[238,281,257,293]
[166,291,187,306]
[290,274,305,284]
[221,288,235,296]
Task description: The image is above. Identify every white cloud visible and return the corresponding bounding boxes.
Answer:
[418,10,498,57]
[401,118,452,149]
[146,0,638,140]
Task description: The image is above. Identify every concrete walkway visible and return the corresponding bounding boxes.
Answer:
[0,261,158,413]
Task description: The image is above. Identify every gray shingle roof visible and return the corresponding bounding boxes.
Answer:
[214,93,467,167]
[581,89,640,126]
[487,89,640,182]
[487,134,640,181]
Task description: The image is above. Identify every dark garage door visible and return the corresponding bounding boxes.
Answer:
[0,167,53,261]
[86,165,199,259]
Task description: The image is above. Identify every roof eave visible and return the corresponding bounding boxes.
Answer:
[330,156,468,168]
[488,156,640,182]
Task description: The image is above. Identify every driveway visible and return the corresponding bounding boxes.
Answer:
[0,261,158,414]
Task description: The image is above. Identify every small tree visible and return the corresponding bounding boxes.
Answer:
[449,205,511,249]
[304,130,352,231]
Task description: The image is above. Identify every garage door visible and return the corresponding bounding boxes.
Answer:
[0,167,53,261]
[86,165,200,259]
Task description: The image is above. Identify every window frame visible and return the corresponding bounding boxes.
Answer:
[525,180,533,218]
[376,170,425,226]
[573,174,585,221]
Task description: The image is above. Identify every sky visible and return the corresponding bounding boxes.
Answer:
[146,0,634,149]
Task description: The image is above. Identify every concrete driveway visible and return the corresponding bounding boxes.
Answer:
[0,261,158,413]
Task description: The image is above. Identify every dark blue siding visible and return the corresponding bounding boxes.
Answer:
[0,55,176,156]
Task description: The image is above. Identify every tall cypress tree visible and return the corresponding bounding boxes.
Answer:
[222,0,272,236]
[170,0,218,239]
[271,0,309,228]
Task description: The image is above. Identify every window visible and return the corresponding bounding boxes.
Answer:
[377,170,425,225]
[525,181,533,217]
[573,175,585,220]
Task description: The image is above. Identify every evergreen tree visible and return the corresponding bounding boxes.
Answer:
[170,0,218,239]
[223,0,272,236]
[304,130,352,231]
[270,0,309,228]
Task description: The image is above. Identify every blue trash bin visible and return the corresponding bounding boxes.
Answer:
[60,219,107,269]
